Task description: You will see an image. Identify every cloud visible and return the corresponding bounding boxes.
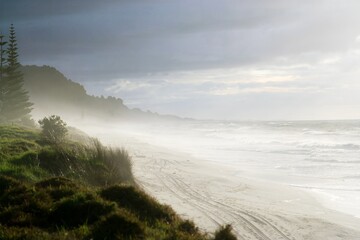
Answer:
[0,0,121,21]
[106,80,152,92]
[3,0,360,81]
[207,86,314,96]
[4,0,360,119]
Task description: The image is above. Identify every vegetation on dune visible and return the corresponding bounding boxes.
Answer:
[0,175,209,239]
[0,124,237,239]
[38,115,68,144]
[0,176,137,239]
[0,124,133,185]
[100,184,177,225]
[213,224,238,240]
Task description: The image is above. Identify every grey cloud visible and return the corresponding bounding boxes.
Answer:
[0,0,123,22]
[3,0,360,119]
[3,0,360,81]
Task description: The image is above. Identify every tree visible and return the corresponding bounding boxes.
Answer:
[0,33,6,81]
[38,115,68,144]
[0,24,32,123]
[0,33,7,122]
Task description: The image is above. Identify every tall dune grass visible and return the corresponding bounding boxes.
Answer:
[91,138,133,185]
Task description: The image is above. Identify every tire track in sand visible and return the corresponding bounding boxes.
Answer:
[136,154,295,240]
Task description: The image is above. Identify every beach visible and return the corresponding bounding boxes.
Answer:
[90,124,360,240]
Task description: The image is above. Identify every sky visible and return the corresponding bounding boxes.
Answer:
[2,0,360,120]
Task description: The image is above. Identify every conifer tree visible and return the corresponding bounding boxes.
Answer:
[1,24,32,122]
[0,33,7,121]
[0,33,6,78]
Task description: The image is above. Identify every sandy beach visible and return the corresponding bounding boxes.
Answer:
[86,129,360,240]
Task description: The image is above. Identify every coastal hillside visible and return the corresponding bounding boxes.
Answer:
[21,65,178,122]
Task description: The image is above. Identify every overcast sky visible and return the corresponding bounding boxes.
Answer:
[2,0,360,120]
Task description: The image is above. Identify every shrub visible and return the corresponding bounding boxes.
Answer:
[0,180,28,208]
[37,147,64,175]
[1,139,39,157]
[0,164,48,183]
[0,193,51,228]
[178,220,199,235]
[0,175,23,196]
[49,193,114,228]
[0,178,51,228]
[213,224,237,240]
[38,115,67,144]
[100,184,176,224]
[91,212,144,240]
[12,151,39,167]
[35,177,80,201]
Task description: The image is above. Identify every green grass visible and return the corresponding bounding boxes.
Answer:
[0,176,210,240]
[0,124,237,239]
[0,125,133,185]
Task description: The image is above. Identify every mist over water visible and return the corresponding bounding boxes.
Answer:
[92,119,360,218]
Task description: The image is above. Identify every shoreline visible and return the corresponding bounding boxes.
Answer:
[88,129,360,239]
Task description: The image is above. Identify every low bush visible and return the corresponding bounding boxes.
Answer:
[38,115,68,144]
[0,175,213,240]
[11,151,39,166]
[49,193,115,228]
[100,184,176,224]
[0,139,39,158]
[213,224,237,240]
[92,211,144,240]
[35,177,80,201]
[0,179,29,208]
[178,220,199,235]
[0,175,23,195]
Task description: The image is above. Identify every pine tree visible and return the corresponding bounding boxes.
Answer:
[1,24,32,123]
[0,33,6,78]
[0,33,7,122]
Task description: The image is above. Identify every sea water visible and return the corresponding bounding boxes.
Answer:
[118,120,360,218]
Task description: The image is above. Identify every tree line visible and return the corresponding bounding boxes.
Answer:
[0,24,32,124]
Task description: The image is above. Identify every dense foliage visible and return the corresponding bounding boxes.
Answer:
[0,176,208,240]
[38,115,68,144]
[214,225,238,240]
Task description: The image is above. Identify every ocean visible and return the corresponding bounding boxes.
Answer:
[118,119,360,218]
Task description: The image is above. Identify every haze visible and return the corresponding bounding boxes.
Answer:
[2,0,360,120]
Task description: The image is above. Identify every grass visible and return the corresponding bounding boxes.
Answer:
[100,184,176,224]
[0,125,133,186]
[0,124,237,239]
[0,175,211,240]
